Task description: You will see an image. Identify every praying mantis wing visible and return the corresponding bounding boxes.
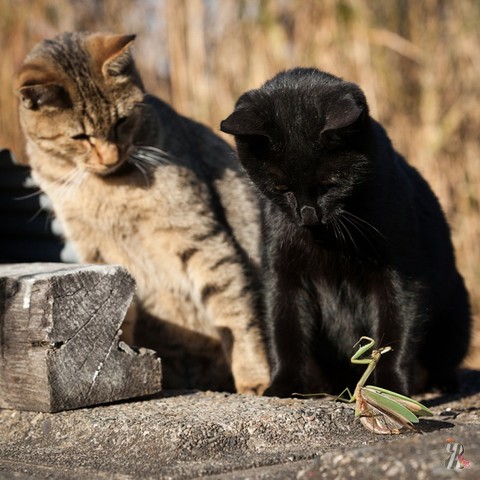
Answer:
[364,385,433,417]
[357,386,420,431]
[358,400,408,435]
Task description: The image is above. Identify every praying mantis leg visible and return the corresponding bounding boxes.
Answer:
[334,337,392,402]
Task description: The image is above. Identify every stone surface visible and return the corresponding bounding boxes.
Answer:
[0,370,478,479]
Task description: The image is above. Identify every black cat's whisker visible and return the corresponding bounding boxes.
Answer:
[337,217,360,254]
[343,211,384,238]
[341,213,372,241]
[331,218,347,252]
[341,214,379,255]
[343,211,386,240]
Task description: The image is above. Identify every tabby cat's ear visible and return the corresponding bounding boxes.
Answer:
[16,64,71,110]
[220,109,269,139]
[322,93,365,132]
[86,33,136,77]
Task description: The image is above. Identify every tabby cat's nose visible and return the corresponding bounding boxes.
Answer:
[300,205,319,225]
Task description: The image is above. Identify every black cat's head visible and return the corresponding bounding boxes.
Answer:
[221,68,373,227]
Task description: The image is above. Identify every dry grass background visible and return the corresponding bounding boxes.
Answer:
[1,0,479,367]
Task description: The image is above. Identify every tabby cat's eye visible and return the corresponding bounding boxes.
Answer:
[71,133,90,141]
[274,184,290,192]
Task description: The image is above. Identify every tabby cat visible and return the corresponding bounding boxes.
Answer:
[16,31,270,394]
[221,68,470,397]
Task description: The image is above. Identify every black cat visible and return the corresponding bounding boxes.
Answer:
[221,68,470,397]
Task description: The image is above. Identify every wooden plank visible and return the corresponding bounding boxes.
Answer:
[0,263,161,412]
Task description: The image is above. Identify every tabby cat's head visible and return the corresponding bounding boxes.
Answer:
[16,31,151,176]
[221,68,373,227]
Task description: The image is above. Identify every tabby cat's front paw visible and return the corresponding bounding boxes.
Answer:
[236,381,269,395]
[232,360,270,395]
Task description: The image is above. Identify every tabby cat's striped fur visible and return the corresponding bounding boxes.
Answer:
[16,32,269,393]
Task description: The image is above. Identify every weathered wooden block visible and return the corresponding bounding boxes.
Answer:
[0,263,161,412]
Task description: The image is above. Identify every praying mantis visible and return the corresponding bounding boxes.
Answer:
[337,336,433,434]
[295,336,433,434]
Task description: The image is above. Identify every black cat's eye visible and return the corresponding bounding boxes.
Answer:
[316,182,336,195]
[274,184,290,192]
[71,133,90,141]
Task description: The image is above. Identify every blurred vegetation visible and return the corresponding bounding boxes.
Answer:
[1,0,479,366]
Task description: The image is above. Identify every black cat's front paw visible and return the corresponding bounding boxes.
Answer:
[264,385,293,398]
[263,374,305,398]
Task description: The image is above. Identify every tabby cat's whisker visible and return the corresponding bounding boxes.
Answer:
[57,166,82,185]
[48,167,85,201]
[14,189,44,201]
[128,157,151,186]
[130,145,172,166]
[27,204,48,223]
[132,152,164,166]
[135,145,170,156]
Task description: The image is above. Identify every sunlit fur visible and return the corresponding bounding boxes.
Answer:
[221,68,471,397]
[17,32,270,393]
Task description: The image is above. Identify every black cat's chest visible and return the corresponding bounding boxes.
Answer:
[308,234,380,303]
[280,222,384,332]
[309,246,392,369]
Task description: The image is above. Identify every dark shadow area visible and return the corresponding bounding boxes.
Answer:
[134,310,235,392]
[421,369,480,409]
[417,418,455,433]
[458,368,480,395]
[0,149,68,263]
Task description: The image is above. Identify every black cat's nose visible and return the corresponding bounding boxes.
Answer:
[300,206,319,225]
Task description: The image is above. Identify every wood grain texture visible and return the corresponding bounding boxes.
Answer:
[0,263,161,412]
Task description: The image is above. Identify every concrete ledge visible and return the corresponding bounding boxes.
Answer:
[0,371,479,479]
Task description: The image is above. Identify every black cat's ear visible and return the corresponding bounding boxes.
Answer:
[322,93,364,132]
[16,64,71,110]
[221,109,270,139]
[87,33,136,77]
